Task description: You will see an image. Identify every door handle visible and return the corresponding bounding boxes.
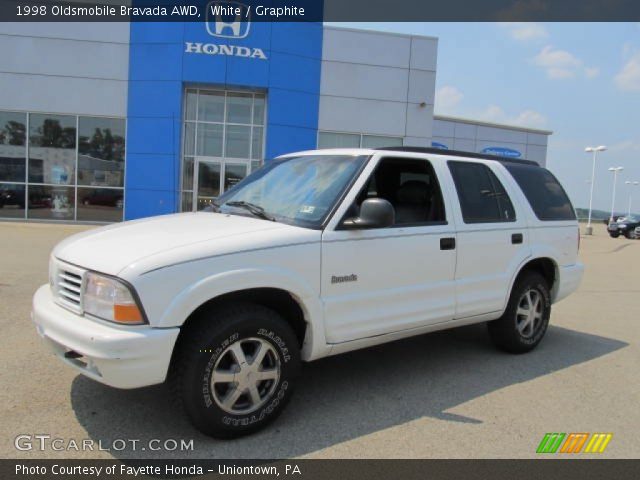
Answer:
[511,233,523,244]
[440,237,456,250]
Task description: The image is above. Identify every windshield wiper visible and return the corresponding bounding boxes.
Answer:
[224,201,276,221]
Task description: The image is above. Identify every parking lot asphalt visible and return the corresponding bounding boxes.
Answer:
[0,221,638,459]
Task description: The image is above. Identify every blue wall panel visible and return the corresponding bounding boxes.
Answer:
[125,189,177,220]
[127,81,182,118]
[266,124,319,160]
[271,22,323,59]
[126,13,323,219]
[268,52,322,94]
[126,153,178,191]
[267,88,320,130]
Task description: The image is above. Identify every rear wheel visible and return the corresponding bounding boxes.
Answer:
[169,303,300,438]
[488,272,551,353]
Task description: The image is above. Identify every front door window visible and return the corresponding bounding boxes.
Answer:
[181,88,266,212]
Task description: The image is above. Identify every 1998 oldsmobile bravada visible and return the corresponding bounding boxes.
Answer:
[32,147,583,438]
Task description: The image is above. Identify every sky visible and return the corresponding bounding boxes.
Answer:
[332,22,640,214]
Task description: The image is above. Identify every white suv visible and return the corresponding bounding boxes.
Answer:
[32,147,583,438]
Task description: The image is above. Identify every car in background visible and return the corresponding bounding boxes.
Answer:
[0,188,53,210]
[0,187,25,209]
[608,215,640,238]
[80,190,124,209]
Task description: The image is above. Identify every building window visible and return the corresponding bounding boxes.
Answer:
[361,135,402,149]
[317,131,402,150]
[317,132,360,149]
[181,88,266,212]
[0,110,125,222]
[0,111,26,183]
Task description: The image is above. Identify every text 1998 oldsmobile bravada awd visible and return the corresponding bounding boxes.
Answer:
[32,147,583,438]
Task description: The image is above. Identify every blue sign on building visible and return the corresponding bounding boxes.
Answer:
[481,146,522,158]
[431,141,449,150]
[125,6,323,219]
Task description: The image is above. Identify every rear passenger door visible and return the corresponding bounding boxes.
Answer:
[446,160,530,318]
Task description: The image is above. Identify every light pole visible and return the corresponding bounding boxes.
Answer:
[625,181,639,217]
[608,167,624,223]
[584,146,607,235]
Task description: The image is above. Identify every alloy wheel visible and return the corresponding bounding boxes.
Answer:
[515,289,543,338]
[210,337,280,414]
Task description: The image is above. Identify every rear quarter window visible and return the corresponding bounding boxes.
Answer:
[505,164,576,221]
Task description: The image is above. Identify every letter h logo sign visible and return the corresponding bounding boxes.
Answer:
[206,1,251,39]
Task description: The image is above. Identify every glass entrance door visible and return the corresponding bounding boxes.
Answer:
[181,88,266,212]
[195,158,221,211]
[223,162,248,192]
[194,158,249,211]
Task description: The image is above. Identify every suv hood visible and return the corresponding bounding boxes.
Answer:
[53,212,311,277]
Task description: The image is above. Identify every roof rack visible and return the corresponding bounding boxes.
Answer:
[375,146,540,166]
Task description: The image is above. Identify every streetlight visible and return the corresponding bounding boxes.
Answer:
[584,146,607,235]
[625,181,640,217]
[608,167,624,223]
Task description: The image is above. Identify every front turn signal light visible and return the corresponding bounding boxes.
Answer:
[83,272,146,325]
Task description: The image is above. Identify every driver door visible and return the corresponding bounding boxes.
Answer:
[320,155,457,344]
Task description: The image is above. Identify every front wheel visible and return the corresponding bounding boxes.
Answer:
[487,272,551,353]
[169,303,300,438]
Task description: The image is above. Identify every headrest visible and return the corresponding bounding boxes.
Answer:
[397,180,429,204]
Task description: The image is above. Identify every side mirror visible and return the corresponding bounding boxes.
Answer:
[342,198,395,229]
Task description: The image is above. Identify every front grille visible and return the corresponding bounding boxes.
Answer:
[52,261,85,313]
[58,271,82,304]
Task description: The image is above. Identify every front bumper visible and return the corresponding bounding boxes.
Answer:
[32,284,180,389]
[554,262,585,304]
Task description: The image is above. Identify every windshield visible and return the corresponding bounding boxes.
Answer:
[216,154,368,228]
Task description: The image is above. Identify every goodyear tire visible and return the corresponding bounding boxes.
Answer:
[487,272,551,353]
[169,303,300,438]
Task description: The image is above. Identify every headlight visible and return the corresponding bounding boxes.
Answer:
[84,272,146,325]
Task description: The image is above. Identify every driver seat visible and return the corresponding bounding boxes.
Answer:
[394,180,430,224]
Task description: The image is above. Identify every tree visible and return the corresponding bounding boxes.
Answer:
[2,120,26,146]
[39,119,63,147]
[90,128,104,157]
[103,128,114,160]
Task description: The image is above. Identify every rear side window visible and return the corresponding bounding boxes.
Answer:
[505,164,576,221]
[448,161,515,223]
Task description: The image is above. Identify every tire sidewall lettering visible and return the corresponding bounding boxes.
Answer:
[221,381,289,426]
[257,327,291,363]
[202,332,239,408]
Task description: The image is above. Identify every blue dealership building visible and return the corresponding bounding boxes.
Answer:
[0,15,551,223]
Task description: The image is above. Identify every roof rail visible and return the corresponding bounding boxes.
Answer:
[375,146,540,166]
